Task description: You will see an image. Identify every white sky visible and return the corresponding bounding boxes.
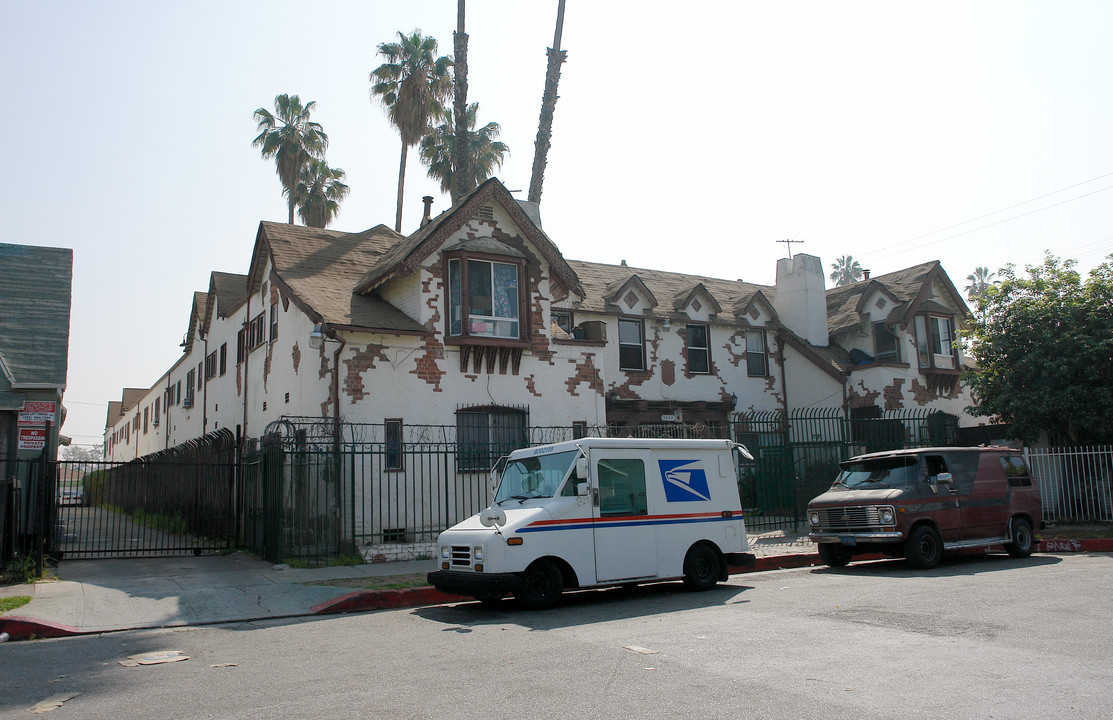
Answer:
[3,1,1111,448]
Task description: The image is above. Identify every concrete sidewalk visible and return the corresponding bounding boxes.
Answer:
[3,531,1108,641]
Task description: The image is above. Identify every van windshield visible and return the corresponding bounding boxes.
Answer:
[494,450,580,503]
[834,456,919,489]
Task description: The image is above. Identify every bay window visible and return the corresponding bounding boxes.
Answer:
[447,257,522,340]
[915,315,958,370]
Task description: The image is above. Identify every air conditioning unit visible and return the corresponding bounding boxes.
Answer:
[152,418,160,427]
[182,395,194,409]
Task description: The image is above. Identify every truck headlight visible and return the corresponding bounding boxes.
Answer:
[473,546,484,561]
[808,510,820,526]
[879,506,895,525]
[440,546,450,559]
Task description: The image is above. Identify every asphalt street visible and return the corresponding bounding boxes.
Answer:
[2,553,1111,719]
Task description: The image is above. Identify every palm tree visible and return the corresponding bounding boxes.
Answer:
[965,266,996,303]
[419,103,509,202]
[528,0,567,204]
[452,0,471,201]
[293,159,350,228]
[370,30,453,233]
[253,94,328,225]
[829,255,864,286]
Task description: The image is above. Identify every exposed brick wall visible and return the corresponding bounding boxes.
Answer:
[847,382,881,408]
[566,353,604,397]
[410,268,445,390]
[291,341,301,375]
[344,343,390,403]
[661,359,676,386]
[318,348,333,418]
[883,378,906,410]
[524,374,542,398]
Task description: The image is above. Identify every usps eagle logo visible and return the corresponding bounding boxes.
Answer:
[659,460,711,502]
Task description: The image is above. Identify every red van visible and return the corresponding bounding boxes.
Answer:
[807,447,1043,569]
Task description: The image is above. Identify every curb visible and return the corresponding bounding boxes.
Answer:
[2,538,1109,641]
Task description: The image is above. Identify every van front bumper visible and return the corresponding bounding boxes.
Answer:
[427,570,522,597]
[809,531,904,543]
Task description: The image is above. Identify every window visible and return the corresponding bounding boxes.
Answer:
[270,303,278,342]
[154,397,160,426]
[618,318,645,371]
[598,458,648,516]
[237,328,246,364]
[572,421,587,439]
[914,315,957,370]
[746,329,767,377]
[873,321,900,362]
[456,406,528,472]
[1001,456,1032,487]
[552,310,573,336]
[197,362,203,389]
[686,324,710,374]
[205,351,218,380]
[143,407,149,434]
[219,343,227,375]
[447,257,521,339]
[184,370,195,407]
[385,419,404,471]
[248,313,266,350]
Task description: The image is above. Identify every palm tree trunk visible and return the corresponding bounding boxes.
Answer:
[528,0,567,205]
[395,142,408,233]
[288,197,296,225]
[452,0,470,204]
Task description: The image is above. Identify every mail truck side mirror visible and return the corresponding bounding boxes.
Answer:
[575,457,588,480]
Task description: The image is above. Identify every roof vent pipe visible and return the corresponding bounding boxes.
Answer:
[421,196,434,227]
[863,269,871,280]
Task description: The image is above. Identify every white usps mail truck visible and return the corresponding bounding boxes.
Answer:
[427,437,755,608]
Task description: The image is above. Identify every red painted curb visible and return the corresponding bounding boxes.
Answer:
[0,616,81,642]
[1037,538,1113,553]
[311,586,466,615]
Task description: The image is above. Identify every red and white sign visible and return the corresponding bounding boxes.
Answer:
[18,400,56,426]
[18,427,47,450]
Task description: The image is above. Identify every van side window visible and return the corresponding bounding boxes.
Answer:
[1001,456,1032,486]
[923,455,948,481]
[598,459,648,516]
[946,453,979,493]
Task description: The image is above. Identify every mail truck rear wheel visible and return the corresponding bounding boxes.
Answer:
[818,543,852,568]
[1005,518,1034,558]
[515,559,563,609]
[682,543,721,591]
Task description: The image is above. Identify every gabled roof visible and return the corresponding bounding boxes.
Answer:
[604,274,658,310]
[120,388,146,413]
[825,261,969,336]
[211,272,248,319]
[255,222,426,334]
[732,290,778,324]
[672,282,724,315]
[105,401,122,429]
[353,178,583,299]
[184,292,209,352]
[0,243,72,388]
[566,259,771,322]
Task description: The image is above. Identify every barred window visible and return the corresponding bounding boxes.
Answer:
[456,406,528,472]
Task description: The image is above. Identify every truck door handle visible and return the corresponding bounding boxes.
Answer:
[592,488,599,507]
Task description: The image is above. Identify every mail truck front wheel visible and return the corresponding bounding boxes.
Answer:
[515,559,563,609]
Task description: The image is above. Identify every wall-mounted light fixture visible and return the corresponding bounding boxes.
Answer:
[309,324,325,349]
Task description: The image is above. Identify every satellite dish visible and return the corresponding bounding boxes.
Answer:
[479,507,507,527]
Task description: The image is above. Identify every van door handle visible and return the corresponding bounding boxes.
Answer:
[592,488,599,507]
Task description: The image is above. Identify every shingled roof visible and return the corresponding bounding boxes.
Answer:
[0,243,72,388]
[826,261,968,336]
[257,222,427,334]
[567,259,773,321]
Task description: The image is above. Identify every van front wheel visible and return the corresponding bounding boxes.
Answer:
[818,543,852,568]
[682,544,721,591]
[904,525,943,569]
[1005,518,1034,558]
[515,559,563,609]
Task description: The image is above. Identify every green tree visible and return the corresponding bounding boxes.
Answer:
[829,255,864,286]
[294,159,350,228]
[370,30,453,232]
[419,103,509,202]
[253,94,329,225]
[964,253,1113,444]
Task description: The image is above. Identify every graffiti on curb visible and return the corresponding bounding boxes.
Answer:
[1042,540,1083,552]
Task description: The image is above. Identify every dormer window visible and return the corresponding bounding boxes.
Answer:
[914,315,958,370]
[444,238,528,345]
[873,321,900,363]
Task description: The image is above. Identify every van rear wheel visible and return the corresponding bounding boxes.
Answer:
[515,559,563,609]
[818,543,852,568]
[1005,518,1034,558]
[682,544,721,591]
[905,525,943,569]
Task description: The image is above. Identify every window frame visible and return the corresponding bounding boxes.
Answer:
[618,317,646,371]
[686,323,711,374]
[873,321,900,363]
[443,251,529,347]
[914,314,959,371]
[455,405,528,472]
[745,328,768,377]
[384,419,404,472]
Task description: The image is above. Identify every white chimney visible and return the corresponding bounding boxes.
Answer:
[773,253,829,346]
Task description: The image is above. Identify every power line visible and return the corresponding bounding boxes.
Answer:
[862,183,1113,265]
